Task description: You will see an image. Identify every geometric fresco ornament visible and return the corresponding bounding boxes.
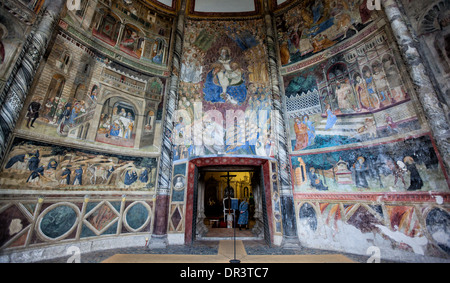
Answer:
[171,205,182,231]
[83,201,119,235]
[0,204,31,248]
[124,201,151,232]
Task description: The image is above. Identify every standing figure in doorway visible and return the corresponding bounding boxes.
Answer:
[238,198,249,230]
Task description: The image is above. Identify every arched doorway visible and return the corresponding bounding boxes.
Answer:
[184,157,274,246]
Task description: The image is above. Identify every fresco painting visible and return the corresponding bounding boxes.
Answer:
[291,135,449,193]
[173,19,274,161]
[277,0,376,66]
[284,28,420,153]
[0,138,158,191]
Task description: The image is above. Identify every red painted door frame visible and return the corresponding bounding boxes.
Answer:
[184,157,274,244]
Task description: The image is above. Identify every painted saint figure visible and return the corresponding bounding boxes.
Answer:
[308,167,328,191]
[203,47,247,105]
[60,167,71,185]
[324,104,337,130]
[354,157,369,189]
[124,169,138,186]
[294,117,308,150]
[403,156,423,191]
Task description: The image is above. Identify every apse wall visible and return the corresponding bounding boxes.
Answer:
[0,1,172,262]
[166,15,286,245]
[0,0,448,263]
[276,1,450,261]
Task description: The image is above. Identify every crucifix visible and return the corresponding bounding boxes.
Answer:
[221,171,236,197]
[221,171,240,264]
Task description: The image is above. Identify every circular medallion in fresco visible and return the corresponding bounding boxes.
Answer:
[124,201,151,232]
[39,204,79,240]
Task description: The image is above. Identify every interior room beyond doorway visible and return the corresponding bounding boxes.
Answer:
[202,170,258,238]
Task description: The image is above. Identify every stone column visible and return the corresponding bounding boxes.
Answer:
[150,0,186,247]
[382,0,450,173]
[115,23,125,48]
[0,0,65,162]
[262,0,299,247]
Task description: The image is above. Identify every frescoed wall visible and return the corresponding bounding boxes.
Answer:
[290,134,448,193]
[276,0,377,66]
[16,29,165,152]
[173,19,274,161]
[284,21,420,153]
[0,0,449,263]
[0,138,158,192]
[278,2,450,260]
[295,198,450,259]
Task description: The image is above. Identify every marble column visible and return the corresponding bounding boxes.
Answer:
[150,0,186,247]
[262,0,299,247]
[382,0,450,174]
[0,0,65,162]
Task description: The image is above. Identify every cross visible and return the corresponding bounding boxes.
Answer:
[221,172,236,199]
[221,172,236,188]
[221,172,240,263]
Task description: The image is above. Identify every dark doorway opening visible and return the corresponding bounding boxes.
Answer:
[192,165,270,242]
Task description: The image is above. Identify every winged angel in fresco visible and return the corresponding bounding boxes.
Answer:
[203,47,247,105]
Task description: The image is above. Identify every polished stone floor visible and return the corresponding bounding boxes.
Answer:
[35,239,398,263]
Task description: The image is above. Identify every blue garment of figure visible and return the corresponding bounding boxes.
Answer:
[27,166,44,183]
[365,77,375,94]
[304,120,315,146]
[5,154,26,169]
[139,168,148,183]
[203,70,247,105]
[61,168,71,185]
[308,170,328,191]
[203,71,226,103]
[152,53,162,64]
[73,167,83,185]
[237,200,249,225]
[109,124,121,137]
[309,17,334,36]
[325,109,337,130]
[124,170,138,185]
[69,108,77,125]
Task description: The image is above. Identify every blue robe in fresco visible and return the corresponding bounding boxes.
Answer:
[203,70,247,105]
[325,109,337,130]
[237,200,249,225]
[124,170,138,185]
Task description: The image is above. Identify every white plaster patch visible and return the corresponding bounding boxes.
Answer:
[431,230,450,248]
[375,224,428,255]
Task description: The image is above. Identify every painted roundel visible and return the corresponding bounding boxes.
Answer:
[39,204,78,239]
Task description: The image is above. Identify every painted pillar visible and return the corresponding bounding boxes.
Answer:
[382,0,450,174]
[262,0,299,247]
[0,0,65,162]
[150,0,186,247]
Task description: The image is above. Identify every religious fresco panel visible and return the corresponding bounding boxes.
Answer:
[15,31,165,153]
[290,134,449,193]
[276,0,378,66]
[284,23,421,154]
[0,138,158,192]
[173,19,275,161]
